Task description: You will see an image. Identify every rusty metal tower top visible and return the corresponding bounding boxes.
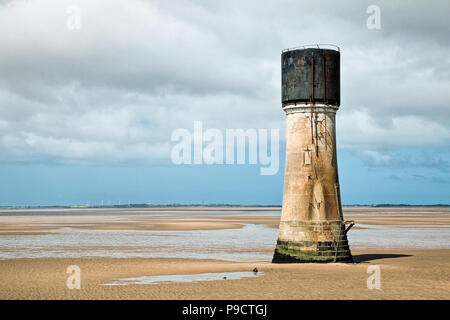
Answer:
[281,45,340,107]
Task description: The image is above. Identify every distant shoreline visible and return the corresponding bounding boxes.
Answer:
[1,204,450,210]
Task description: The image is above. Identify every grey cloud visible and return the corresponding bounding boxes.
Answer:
[0,0,449,164]
[412,174,449,184]
[356,149,450,172]
[431,177,449,184]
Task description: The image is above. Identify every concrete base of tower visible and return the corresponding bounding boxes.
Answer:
[271,221,354,263]
[272,239,354,263]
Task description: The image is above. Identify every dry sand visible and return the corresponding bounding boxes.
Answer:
[0,249,448,300]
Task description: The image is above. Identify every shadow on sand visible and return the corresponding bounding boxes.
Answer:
[353,253,412,263]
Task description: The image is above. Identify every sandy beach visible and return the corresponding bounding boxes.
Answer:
[0,250,448,299]
[0,207,449,299]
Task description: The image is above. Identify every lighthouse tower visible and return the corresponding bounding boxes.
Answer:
[272,45,354,263]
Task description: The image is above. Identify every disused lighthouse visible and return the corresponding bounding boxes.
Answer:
[272,45,354,263]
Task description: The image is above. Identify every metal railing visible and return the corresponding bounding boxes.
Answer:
[282,44,340,53]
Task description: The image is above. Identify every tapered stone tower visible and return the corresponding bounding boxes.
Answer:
[272,45,354,263]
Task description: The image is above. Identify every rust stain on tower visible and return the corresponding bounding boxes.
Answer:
[273,45,354,263]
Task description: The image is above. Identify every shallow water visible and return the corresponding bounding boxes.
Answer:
[348,224,450,249]
[0,210,449,261]
[101,271,264,286]
[0,224,277,261]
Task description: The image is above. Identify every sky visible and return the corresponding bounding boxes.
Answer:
[0,0,449,206]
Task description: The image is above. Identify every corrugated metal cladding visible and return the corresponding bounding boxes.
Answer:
[281,48,340,106]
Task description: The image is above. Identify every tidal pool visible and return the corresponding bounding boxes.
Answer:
[101,271,264,286]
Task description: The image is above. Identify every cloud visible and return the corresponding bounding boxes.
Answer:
[388,174,401,181]
[355,149,450,172]
[337,110,450,149]
[431,177,449,184]
[0,0,449,165]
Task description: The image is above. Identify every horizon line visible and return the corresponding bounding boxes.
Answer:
[1,203,450,209]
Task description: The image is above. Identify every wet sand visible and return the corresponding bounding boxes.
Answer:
[0,207,449,299]
[1,206,449,232]
[0,249,448,299]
